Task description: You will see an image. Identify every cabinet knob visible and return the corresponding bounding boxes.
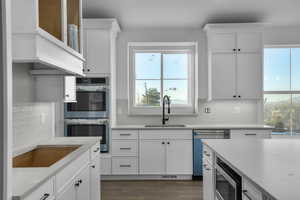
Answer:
[87,69,90,72]
[167,142,170,144]
[91,165,96,168]
[65,94,70,97]
[238,95,241,98]
[233,95,236,98]
[82,69,85,72]
[162,142,165,144]
[40,193,50,200]
[238,49,241,51]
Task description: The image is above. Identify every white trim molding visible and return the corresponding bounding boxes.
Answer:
[127,42,198,116]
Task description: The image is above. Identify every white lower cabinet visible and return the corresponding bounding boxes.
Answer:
[57,165,90,200]
[203,159,214,200]
[166,140,193,174]
[112,157,138,174]
[139,130,193,175]
[90,155,101,200]
[139,140,166,174]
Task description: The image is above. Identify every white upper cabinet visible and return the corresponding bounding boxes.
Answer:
[83,19,120,75]
[210,33,236,52]
[12,0,85,76]
[64,76,77,102]
[205,23,264,100]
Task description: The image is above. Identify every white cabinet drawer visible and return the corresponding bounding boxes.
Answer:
[90,142,101,160]
[101,156,112,175]
[140,130,192,140]
[203,144,214,164]
[112,140,137,156]
[24,177,54,200]
[112,130,138,140]
[243,178,263,200]
[112,157,138,175]
[56,150,89,193]
[231,129,271,139]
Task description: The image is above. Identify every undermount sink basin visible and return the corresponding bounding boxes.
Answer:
[145,124,186,128]
[13,145,81,168]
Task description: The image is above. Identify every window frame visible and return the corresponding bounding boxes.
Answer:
[128,42,198,115]
[264,45,300,136]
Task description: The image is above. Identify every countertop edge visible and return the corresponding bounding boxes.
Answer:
[13,137,101,200]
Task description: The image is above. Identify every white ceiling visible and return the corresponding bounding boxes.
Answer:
[83,0,300,29]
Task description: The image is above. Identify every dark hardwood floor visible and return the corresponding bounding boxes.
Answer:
[101,180,202,200]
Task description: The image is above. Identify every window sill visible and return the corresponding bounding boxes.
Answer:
[128,106,198,116]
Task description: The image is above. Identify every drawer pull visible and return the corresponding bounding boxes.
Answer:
[120,164,131,168]
[94,147,100,152]
[120,133,131,136]
[243,190,253,200]
[245,133,257,136]
[40,193,50,200]
[91,165,96,168]
[120,147,132,150]
[203,151,210,157]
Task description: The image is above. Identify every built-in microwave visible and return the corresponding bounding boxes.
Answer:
[64,119,109,152]
[215,157,242,200]
[64,77,109,119]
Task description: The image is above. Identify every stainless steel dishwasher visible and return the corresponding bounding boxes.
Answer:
[193,129,230,180]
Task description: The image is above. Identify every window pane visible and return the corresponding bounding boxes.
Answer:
[164,80,188,105]
[292,94,300,135]
[264,48,290,91]
[264,94,291,135]
[135,80,161,106]
[291,48,300,91]
[135,53,161,79]
[163,54,188,79]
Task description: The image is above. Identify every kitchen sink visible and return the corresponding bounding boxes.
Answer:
[145,124,186,128]
[13,145,81,168]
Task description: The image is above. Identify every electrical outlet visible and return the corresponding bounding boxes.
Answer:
[204,107,211,113]
[40,113,46,124]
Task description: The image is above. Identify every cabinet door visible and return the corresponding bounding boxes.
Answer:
[56,180,76,200]
[203,159,214,200]
[210,32,236,52]
[76,165,90,200]
[236,53,262,99]
[166,140,193,175]
[237,32,262,53]
[211,53,236,99]
[139,140,166,174]
[85,29,110,74]
[90,156,101,200]
[64,76,76,102]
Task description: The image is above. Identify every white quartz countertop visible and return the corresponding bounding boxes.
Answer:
[203,139,300,200]
[13,137,101,200]
[111,124,273,130]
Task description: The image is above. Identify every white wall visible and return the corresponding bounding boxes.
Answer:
[13,103,55,149]
[115,28,262,125]
[12,63,35,104]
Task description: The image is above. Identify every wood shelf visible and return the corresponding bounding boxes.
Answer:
[39,0,62,41]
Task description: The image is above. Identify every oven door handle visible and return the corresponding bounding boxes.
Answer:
[216,165,237,190]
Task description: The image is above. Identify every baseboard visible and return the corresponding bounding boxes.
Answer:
[101,175,193,181]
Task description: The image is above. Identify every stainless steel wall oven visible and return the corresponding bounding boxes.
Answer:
[65,119,109,152]
[64,77,109,119]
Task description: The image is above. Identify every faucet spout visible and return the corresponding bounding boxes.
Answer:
[162,95,171,125]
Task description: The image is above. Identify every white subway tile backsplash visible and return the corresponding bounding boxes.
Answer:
[13,103,55,148]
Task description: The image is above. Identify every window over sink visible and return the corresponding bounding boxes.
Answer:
[128,42,198,115]
[264,47,300,136]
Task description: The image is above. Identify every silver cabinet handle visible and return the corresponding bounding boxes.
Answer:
[120,133,131,136]
[94,147,100,152]
[245,133,257,136]
[40,193,50,200]
[120,147,131,150]
[203,151,210,157]
[243,190,253,200]
[120,164,131,168]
